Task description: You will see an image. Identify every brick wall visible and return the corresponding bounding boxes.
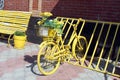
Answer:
[4,0,29,11]
[42,0,120,22]
[2,0,120,22]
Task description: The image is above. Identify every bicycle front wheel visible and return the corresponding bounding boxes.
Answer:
[72,36,88,60]
[37,42,60,75]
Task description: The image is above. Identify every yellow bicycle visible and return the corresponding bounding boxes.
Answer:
[37,18,88,75]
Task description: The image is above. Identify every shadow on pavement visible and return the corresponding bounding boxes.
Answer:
[24,55,44,76]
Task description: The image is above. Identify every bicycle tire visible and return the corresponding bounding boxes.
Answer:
[72,36,88,60]
[37,42,60,75]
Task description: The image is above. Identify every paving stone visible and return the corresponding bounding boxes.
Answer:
[0,41,119,80]
[78,73,88,78]
[25,76,36,80]
[0,57,7,62]
[72,78,83,80]
[1,73,13,80]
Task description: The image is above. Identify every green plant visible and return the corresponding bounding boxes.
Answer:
[43,19,64,34]
[37,12,64,34]
[14,31,26,36]
[37,12,53,25]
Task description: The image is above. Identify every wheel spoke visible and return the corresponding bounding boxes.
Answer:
[72,37,88,60]
[37,42,60,75]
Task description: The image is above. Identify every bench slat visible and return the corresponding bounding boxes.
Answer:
[0,10,32,46]
[0,23,27,30]
[0,10,31,19]
[0,26,25,34]
[0,17,30,25]
[0,10,32,34]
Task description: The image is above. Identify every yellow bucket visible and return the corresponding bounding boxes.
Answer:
[42,29,55,41]
[48,29,55,37]
[14,35,27,49]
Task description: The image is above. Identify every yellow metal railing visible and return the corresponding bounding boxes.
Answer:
[79,20,120,77]
[57,17,120,77]
[56,17,81,44]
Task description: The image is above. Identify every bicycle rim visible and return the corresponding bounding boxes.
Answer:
[72,37,87,60]
[37,42,60,75]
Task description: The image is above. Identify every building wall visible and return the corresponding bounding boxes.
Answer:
[29,0,42,17]
[4,0,29,11]
[42,0,120,22]
[2,0,120,22]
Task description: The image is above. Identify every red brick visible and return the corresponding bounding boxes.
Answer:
[42,0,120,22]
[2,0,120,22]
[4,0,29,11]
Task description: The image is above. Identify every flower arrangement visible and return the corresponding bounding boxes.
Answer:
[37,12,53,25]
[37,12,64,35]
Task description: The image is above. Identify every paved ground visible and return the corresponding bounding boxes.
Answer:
[0,17,120,80]
[0,40,120,80]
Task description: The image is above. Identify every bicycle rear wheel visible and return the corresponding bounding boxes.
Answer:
[37,42,60,75]
[72,36,88,60]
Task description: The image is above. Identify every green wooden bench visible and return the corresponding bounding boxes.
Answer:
[0,10,32,46]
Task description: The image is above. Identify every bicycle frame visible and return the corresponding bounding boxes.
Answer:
[47,21,86,62]
[37,17,88,75]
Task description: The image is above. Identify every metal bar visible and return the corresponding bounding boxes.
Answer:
[95,24,112,70]
[104,24,119,72]
[85,19,120,25]
[68,59,120,78]
[88,24,104,67]
[62,18,69,32]
[78,18,85,35]
[63,19,74,42]
[59,18,69,44]
[67,19,80,45]
[112,25,119,74]
[7,34,13,47]
[112,47,120,74]
[81,22,103,66]
[56,17,69,35]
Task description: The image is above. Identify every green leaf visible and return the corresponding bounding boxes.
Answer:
[14,31,26,36]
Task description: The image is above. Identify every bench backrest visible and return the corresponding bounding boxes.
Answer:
[0,10,32,32]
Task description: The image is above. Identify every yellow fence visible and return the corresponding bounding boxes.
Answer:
[56,17,85,45]
[57,17,120,77]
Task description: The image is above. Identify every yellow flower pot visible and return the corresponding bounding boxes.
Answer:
[42,29,55,41]
[48,29,55,37]
[14,35,27,49]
